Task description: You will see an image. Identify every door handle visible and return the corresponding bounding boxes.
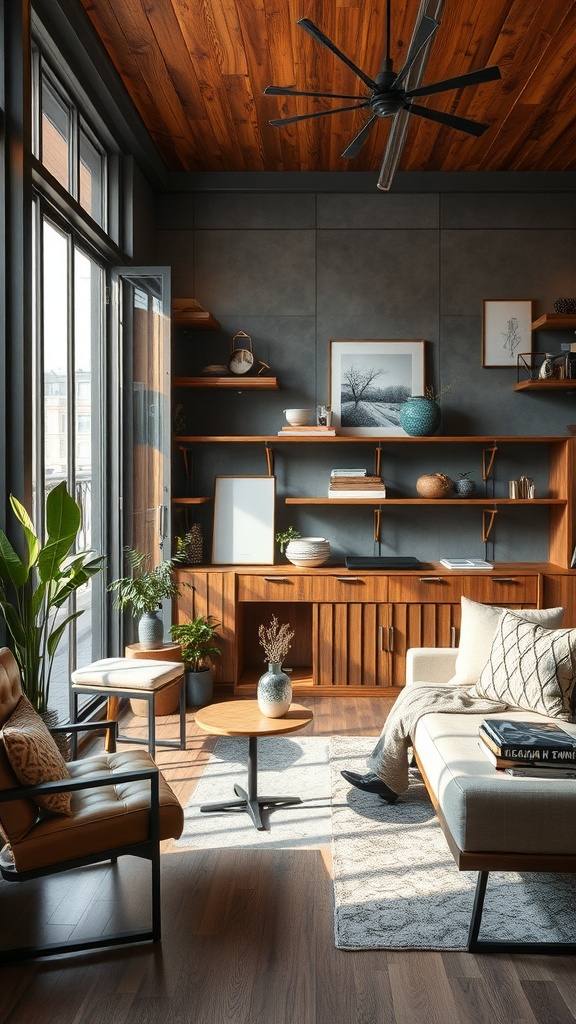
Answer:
[419,576,444,583]
[380,625,394,652]
[450,625,457,648]
[264,576,290,582]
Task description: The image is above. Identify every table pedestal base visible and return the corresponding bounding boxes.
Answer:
[199,735,302,831]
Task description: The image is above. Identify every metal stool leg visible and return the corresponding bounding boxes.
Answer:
[148,695,156,760]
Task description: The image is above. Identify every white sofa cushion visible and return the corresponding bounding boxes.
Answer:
[452,597,565,686]
[415,709,576,854]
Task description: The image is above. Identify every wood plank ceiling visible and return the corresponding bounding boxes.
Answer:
[79,0,576,176]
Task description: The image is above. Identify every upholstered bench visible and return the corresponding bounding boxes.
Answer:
[71,658,186,761]
[408,644,576,953]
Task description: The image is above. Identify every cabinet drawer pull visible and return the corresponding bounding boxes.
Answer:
[337,576,361,582]
[450,625,457,648]
[379,625,394,652]
[491,577,514,583]
[263,576,290,582]
[418,576,444,583]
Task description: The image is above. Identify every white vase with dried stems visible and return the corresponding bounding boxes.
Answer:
[257,615,295,718]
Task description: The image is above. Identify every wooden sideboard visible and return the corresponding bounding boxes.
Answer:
[173,564,576,698]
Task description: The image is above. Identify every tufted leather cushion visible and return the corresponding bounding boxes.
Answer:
[0,648,39,844]
[0,646,24,728]
[2,696,72,817]
[8,749,184,872]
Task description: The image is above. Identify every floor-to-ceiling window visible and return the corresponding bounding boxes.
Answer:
[29,30,119,722]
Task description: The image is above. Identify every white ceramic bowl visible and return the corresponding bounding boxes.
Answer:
[286,537,330,567]
[283,408,312,426]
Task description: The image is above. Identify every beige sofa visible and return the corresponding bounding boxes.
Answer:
[406,646,576,953]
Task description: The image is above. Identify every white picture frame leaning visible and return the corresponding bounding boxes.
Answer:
[212,476,276,565]
[329,339,426,436]
[482,299,533,367]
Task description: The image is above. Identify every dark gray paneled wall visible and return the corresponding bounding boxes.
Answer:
[158,190,576,564]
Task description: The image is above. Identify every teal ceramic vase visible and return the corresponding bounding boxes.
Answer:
[400,396,441,436]
[257,662,292,718]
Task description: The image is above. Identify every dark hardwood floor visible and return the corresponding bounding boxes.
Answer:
[1,695,576,1024]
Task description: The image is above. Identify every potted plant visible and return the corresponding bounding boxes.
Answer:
[108,546,187,649]
[0,482,105,717]
[170,617,222,706]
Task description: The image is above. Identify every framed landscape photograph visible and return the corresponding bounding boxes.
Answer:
[329,339,426,436]
[482,299,533,367]
[212,476,275,564]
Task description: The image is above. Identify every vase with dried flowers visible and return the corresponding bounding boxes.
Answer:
[256,615,294,718]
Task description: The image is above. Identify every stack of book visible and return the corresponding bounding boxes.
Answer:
[278,424,336,436]
[329,468,387,499]
[479,718,576,777]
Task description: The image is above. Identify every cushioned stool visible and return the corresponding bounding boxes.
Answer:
[71,658,186,760]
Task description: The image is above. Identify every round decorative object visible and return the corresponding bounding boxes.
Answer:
[283,408,312,426]
[400,396,441,437]
[453,475,477,497]
[554,298,576,314]
[138,609,164,649]
[416,473,452,498]
[285,537,330,567]
[229,330,254,375]
[257,662,292,718]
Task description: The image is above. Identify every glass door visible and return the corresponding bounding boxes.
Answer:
[110,267,172,647]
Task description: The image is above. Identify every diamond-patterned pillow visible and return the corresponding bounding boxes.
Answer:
[468,610,576,720]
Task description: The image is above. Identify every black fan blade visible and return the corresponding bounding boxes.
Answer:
[265,85,364,101]
[404,102,489,137]
[405,66,501,99]
[341,115,379,159]
[392,15,439,88]
[269,102,370,127]
[297,19,377,92]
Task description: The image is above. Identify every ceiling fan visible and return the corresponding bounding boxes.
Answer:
[264,0,501,190]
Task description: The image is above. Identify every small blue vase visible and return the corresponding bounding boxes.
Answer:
[257,663,292,718]
[400,396,441,436]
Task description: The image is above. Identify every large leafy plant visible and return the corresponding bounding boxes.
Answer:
[0,482,104,714]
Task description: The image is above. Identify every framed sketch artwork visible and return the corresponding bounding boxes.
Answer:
[482,300,533,367]
[329,339,425,436]
[212,476,276,564]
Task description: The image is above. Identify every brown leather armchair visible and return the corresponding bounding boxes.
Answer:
[0,647,184,964]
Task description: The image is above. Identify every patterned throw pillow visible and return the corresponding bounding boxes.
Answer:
[468,610,576,720]
[2,695,72,816]
[452,597,565,686]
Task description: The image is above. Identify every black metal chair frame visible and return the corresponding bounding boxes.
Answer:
[0,721,162,964]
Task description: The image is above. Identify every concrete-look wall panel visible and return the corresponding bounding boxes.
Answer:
[441,193,576,230]
[194,193,316,229]
[441,229,576,316]
[318,194,439,230]
[317,229,439,315]
[194,230,316,315]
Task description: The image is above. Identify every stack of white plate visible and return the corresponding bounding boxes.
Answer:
[285,537,330,567]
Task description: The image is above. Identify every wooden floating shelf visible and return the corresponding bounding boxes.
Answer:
[532,314,576,331]
[513,379,576,392]
[173,377,279,390]
[172,434,569,443]
[172,299,220,330]
[171,497,211,505]
[285,497,566,505]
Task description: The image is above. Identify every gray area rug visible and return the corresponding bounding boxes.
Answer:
[331,735,576,950]
[176,736,331,850]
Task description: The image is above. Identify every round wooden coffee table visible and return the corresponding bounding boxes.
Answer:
[194,700,314,830]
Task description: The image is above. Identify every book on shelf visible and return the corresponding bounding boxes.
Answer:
[279,427,336,436]
[328,489,387,499]
[439,558,493,570]
[329,476,383,488]
[330,468,367,477]
[479,719,576,764]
